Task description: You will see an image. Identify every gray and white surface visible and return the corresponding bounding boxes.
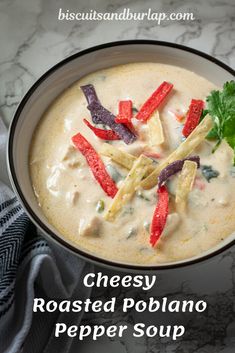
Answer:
[0,0,234,352]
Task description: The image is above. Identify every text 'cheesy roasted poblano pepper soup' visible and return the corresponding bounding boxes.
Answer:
[30,63,235,265]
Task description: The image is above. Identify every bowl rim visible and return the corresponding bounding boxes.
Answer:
[7,39,235,271]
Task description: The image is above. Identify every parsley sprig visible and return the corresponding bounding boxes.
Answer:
[204,80,235,163]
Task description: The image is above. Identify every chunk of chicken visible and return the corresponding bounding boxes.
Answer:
[66,191,79,206]
[61,144,81,168]
[78,216,102,237]
[217,194,230,207]
[163,213,181,237]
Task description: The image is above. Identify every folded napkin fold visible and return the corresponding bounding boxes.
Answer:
[0,117,93,353]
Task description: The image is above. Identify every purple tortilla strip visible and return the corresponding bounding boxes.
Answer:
[158,156,200,188]
[87,101,136,145]
[81,84,103,124]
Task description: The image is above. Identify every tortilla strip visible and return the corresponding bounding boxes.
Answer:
[140,114,213,189]
[147,111,164,145]
[100,143,155,175]
[175,160,197,212]
[104,155,152,221]
[100,143,136,169]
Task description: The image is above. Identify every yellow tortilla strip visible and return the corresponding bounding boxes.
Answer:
[100,143,136,169]
[147,111,164,146]
[104,155,152,221]
[141,114,213,189]
[175,160,197,212]
[100,142,155,175]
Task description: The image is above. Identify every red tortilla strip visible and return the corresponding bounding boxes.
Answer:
[136,81,173,122]
[72,133,118,198]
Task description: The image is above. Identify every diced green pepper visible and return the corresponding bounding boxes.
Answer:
[96,199,105,213]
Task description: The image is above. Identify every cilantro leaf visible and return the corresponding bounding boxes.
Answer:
[206,126,220,140]
[205,80,235,163]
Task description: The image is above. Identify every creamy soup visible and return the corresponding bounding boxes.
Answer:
[30,63,235,265]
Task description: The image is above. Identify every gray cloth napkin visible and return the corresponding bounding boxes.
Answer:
[0,117,93,353]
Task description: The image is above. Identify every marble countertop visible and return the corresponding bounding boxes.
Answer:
[0,0,234,352]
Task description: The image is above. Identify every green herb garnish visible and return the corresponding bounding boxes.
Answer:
[201,165,219,182]
[136,190,150,201]
[205,80,235,163]
[121,206,134,216]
